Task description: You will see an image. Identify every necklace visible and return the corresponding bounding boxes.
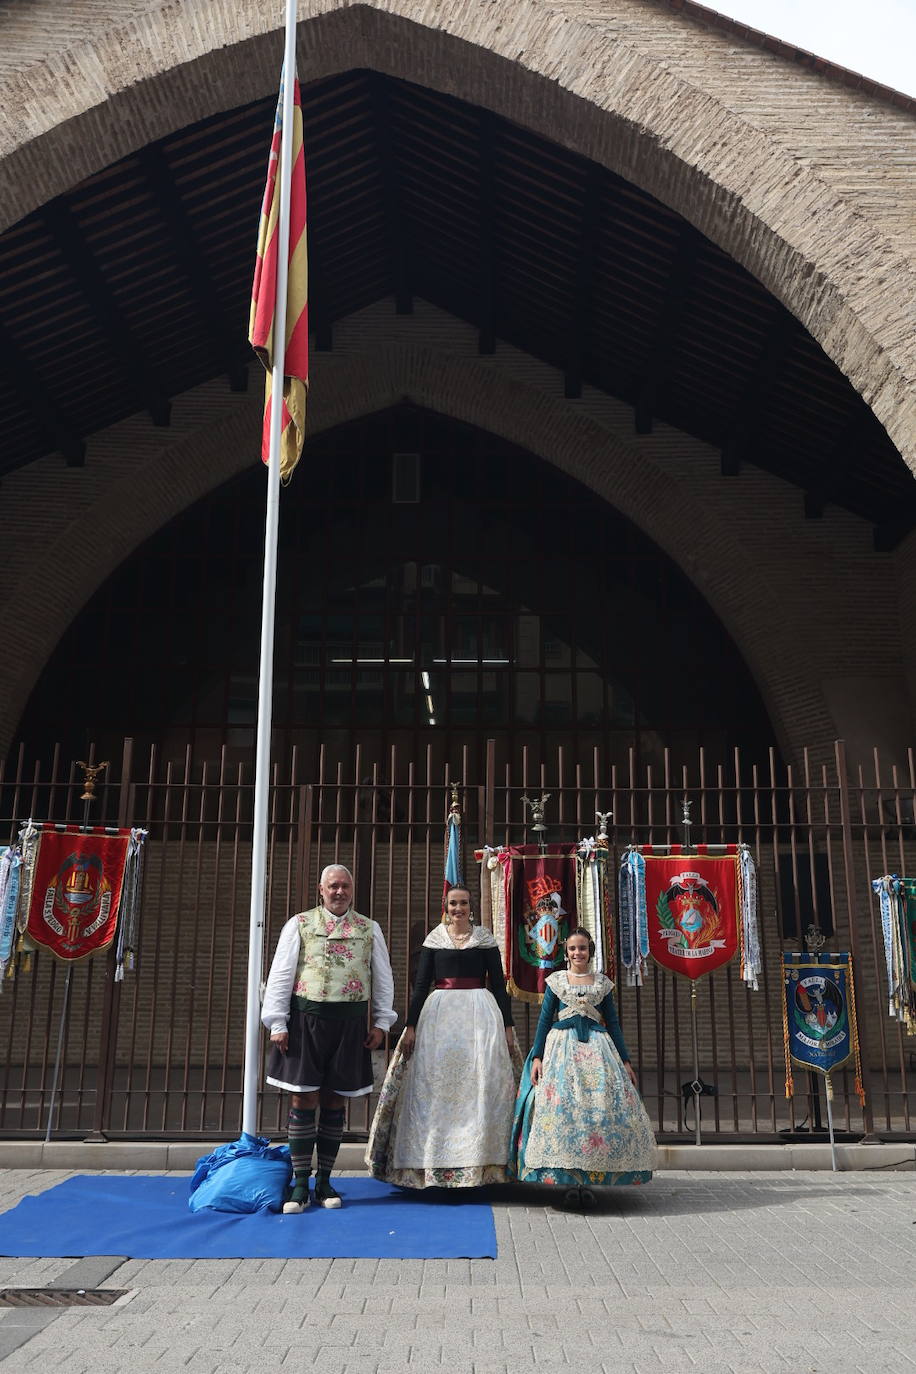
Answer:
[449,926,472,947]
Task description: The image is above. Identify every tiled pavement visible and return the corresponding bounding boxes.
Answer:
[0,1169,914,1372]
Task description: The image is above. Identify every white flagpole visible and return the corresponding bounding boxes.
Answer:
[824,1073,839,1172]
[241,0,298,1138]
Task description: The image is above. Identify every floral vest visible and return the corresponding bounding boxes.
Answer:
[293,906,373,1010]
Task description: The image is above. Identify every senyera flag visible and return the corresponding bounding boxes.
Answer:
[249,67,308,483]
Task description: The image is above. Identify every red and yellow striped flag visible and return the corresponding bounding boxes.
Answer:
[249,72,308,483]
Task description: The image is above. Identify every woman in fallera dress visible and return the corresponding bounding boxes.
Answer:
[509,927,656,1204]
[366,885,521,1188]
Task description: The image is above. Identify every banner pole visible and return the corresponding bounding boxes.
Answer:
[240,0,298,1139]
[45,767,98,1143]
[44,966,72,1143]
[824,1073,838,1171]
[689,981,702,1146]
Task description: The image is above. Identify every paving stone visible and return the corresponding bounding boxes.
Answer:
[0,1169,915,1372]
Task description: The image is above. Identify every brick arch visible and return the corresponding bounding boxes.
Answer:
[1,0,914,474]
[0,345,839,760]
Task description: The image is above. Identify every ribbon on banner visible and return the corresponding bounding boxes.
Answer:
[871,875,916,1032]
[575,838,615,982]
[0,844,22,983]
[739,845,761,990]
[477,846,508,948]
[618,847,649,986]
[114,829,146,979]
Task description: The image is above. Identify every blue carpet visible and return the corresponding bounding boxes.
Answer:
[0,1175,497,1259]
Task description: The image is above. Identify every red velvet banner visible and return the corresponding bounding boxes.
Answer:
[24,828,133,962]
[501,844,577,1002]
[642,851,740,980]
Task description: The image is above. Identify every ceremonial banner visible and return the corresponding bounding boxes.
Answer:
[782,952,864,1100]
[619,844,760,986]
[19,827,143,965]
[498,844,577,1003]
[478,839,615,1001]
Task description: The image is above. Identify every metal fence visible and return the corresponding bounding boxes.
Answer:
[1,737,915,1141]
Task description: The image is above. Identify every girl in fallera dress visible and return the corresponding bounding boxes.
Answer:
[366,886,521,1188]
[509,928,656,1204]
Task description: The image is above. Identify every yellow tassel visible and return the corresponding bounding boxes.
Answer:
[782,964,794,1098]
[846,952,867,1107]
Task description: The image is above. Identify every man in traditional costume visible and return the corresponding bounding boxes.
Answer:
[262,864,396,1211]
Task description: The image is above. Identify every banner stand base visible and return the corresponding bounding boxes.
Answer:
[824,1073,838,1171]
[689,982,702,1147]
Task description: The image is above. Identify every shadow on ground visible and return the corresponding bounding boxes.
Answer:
[476,1178,885,1216]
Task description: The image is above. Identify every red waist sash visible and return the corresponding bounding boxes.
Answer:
[434,977,486,990]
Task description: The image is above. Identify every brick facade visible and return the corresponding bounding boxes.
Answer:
[0,1,913,1135]
[0,0,914,469]
[0,0,913,763]
[0,300,906,768]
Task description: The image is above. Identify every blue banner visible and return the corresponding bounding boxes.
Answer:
[783,952,855,1076]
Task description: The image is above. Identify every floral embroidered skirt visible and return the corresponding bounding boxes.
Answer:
[366,988,522,1188]
[509,1026,657,1187]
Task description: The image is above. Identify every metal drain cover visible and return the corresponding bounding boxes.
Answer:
[0,1288,128,1307]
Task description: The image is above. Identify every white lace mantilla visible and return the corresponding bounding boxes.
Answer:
[422,923,498,951]
[546,970,613,1022]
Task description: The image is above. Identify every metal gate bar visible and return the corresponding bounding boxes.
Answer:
[1,737,915,1139]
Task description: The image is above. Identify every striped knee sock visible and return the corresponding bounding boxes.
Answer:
[287,1105,317,1181]
[316,1107,345,1176]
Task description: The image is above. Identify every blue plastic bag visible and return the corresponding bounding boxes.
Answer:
[188,1132,291,1214]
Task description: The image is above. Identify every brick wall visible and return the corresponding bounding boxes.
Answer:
[0,300,908,769]
[0,0,913,471]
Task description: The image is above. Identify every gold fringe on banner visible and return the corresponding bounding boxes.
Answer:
[782,966,794,1100]
[846,952,866,1106]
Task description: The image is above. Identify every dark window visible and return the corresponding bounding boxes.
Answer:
[13,406,775,779]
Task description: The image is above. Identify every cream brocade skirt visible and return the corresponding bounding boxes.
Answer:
[366,988,520,1188]
[512,1022,657,1184]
